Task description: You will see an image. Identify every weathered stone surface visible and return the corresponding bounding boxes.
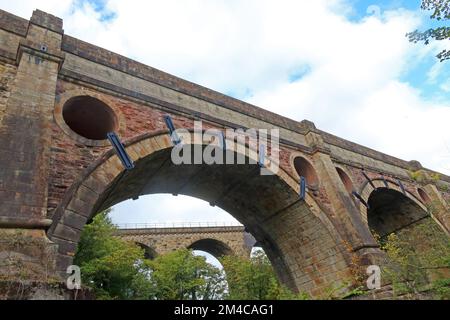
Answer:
[116,226,251,259]
[0,8,448,299]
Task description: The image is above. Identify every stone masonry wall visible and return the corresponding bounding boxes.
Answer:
[116,227,251,258]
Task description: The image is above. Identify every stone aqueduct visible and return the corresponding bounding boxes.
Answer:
[0,9,449,297]
[115,224,256,260]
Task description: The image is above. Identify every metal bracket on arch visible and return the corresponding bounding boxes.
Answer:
[381,175,389,188]
[352,191,370,209]
[397,179,406,195]
[164,115,181,145]
[107,132,135,170]
[362,170,375,189]
[299,176,307,201]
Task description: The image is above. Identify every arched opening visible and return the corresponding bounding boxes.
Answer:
[366,187,450,291]
[367,188,429,237]
[189,239,233,258]
[293,156,319,187]
[62,96,117,140]
[135,242,157,260]
[109,193,245,259]
[49,135,351,296]
[107,194,235,299]
[336,167,353,193]
[250,245,265,257]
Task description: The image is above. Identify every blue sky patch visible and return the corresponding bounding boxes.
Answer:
[74,0,117,22]
[400,51,450,101]
[225,87,254,100]
[343,1,450,102]
[288,65,311,83]
[346,0,419,22]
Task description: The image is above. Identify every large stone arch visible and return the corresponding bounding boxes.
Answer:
[357,178,428,225]
[47,131,353,296]
[356,178,450,239]
[362,184,450,285]
[367,188,429,237]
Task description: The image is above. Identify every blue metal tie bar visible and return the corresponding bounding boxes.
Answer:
[362,171,375,189]
[352,191,370,209]
[164,115,181,145]
[397,179,406,195]
[299,176,307,201]
[107,132,135,170]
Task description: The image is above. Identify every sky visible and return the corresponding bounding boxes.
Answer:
[1,0,449,230]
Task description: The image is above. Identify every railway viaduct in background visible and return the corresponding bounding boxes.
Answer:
[115,223,256,260]
[0,9,449,298]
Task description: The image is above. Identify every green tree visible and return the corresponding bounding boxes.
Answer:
[379,217,450,299]
[74,212,305,300]
[407,0,450,62]
[74,210,153,300]
[147,249,227,300]
[221,250,308,300]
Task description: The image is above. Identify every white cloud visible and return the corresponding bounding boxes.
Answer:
[352,81,450,172]
[109,194,240,225]
[1,0,449,224]
[442,80,450,92]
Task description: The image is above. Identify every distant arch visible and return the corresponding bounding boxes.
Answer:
[135,242,158,260]
[188,238,233,259]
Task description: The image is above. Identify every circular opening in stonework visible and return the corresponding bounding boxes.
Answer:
[336,167,353,193]
[293,156,319,187]
[62,96,117,141]
[417,188,431,204]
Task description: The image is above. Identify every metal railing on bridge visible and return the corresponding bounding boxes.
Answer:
[115,221,244,230]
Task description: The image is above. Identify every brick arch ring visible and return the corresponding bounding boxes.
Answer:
[47,130,352,294]
[357,178,428,223]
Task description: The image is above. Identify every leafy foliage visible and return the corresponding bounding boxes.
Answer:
[379,217,450,299]
[221,250,308,300]
[408,170,426,182]
[74,212,226,300]
[438,182,449,192]
[147,249,227,300]
[407,0,450,62]
[74,210,309,300]
[74,210,152,300]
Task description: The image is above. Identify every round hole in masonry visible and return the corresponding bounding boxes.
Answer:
[336,167,353,193]
[62,96,118,140]
[293,156,319,187]
[417,188,431,204]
